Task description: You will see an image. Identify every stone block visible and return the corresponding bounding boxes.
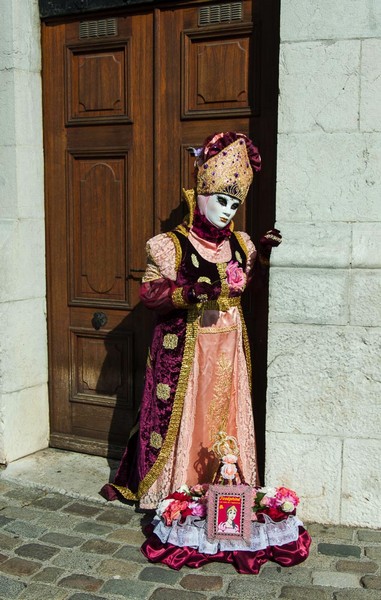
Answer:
[357,529,381,543]
[40,532,83,548]
[0,575,26,599]
[276,133,381,222]
[0,0,41,72]
[97,558,141,578]
[271,222,352,269]
[0,218,46,303]
[201,561,237,575]
[74,522,112,536]
[18,583,68,600]
[279,40,360,133]
[280,585,334,599]
[107,527,147,545]
[360,39,381,132]
[0,532,20,551]
[280,0,381,41]
[0,557,41,576]
[269,268,349,325]
[334,591,381,600]
[15,144,45,219]
[149,589,205,600]
[3,505,43,522]
[181,574,223,591]
[265,431,342,523]
[31,495,70,511]
[352,223,381,268]
[113,544,148,564]
[0,71,16,145]
[336,559,378,574]
[139,566,181,585]
[0,0,13,59]
[35,511,82,531]
[13,70,43,147]
[318,544,361,559]
[4,519,47,539]
[313,570,361,588]
[350,270,381,326]
[227,576,282,599]
[0,298,48,393]
[260,566,312,585]
[2,385,49,463]
[307,524,354,541]
[267,324,381,439]
[63,502,102,518]
[361,575,381,589]
[4,485,44,504]
[15,543,59,561]
[341,439,381,528]
[101,578,155,599]
[365,546,381,561]
[52,549,102,573]
[0,147,17,217]
[0,515,13,527]
[32,567,66,583]
[80,539,120,555]
[96,507,133,525]
[66,595,108,600]
[58,574,103,592]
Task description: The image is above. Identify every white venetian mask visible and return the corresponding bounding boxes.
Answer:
[204,194,240,229]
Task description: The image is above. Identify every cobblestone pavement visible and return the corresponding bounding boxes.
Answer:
[0,479,380,600]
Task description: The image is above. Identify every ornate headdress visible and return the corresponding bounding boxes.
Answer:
[192,132,261,203]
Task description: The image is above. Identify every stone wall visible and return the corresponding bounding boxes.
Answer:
[0,0,49,463]
[266,0,381,527]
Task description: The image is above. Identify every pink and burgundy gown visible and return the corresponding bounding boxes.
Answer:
[101,205,311,572]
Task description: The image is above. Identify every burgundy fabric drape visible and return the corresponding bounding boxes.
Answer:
[141,528,311,574]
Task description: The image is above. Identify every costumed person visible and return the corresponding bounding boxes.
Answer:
[101,131,278,508]
[101,132,311,574]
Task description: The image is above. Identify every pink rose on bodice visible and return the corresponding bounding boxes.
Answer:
[226,261,246,292]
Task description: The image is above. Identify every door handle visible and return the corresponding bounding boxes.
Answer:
[92,312,108,330]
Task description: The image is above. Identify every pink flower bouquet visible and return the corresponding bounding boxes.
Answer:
[251,486,300,521]
[156,484,209,526]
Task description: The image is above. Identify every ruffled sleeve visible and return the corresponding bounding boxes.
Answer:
[142,234,177,282]
[237,231,257,282]
[140,234,178,313]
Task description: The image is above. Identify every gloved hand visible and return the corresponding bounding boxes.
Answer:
[182,281,220,304]
[259,229,282,260]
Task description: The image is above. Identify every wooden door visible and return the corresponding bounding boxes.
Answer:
[42,0,279,473]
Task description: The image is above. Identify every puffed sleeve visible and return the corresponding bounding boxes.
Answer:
[139,234,178,313]
[238,231,257,284]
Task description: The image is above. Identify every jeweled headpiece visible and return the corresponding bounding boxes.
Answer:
[193,132,261,203]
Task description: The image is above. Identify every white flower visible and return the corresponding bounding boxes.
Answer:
[176,484,191,495]
[156,498,174,517]
[282,501,295,513]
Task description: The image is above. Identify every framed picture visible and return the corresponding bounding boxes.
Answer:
[207,484,252,543]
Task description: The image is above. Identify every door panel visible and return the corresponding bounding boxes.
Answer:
[66,41,132,124]
[182,24,256,118]
[43,1,279,472]
[69,154,127,303]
